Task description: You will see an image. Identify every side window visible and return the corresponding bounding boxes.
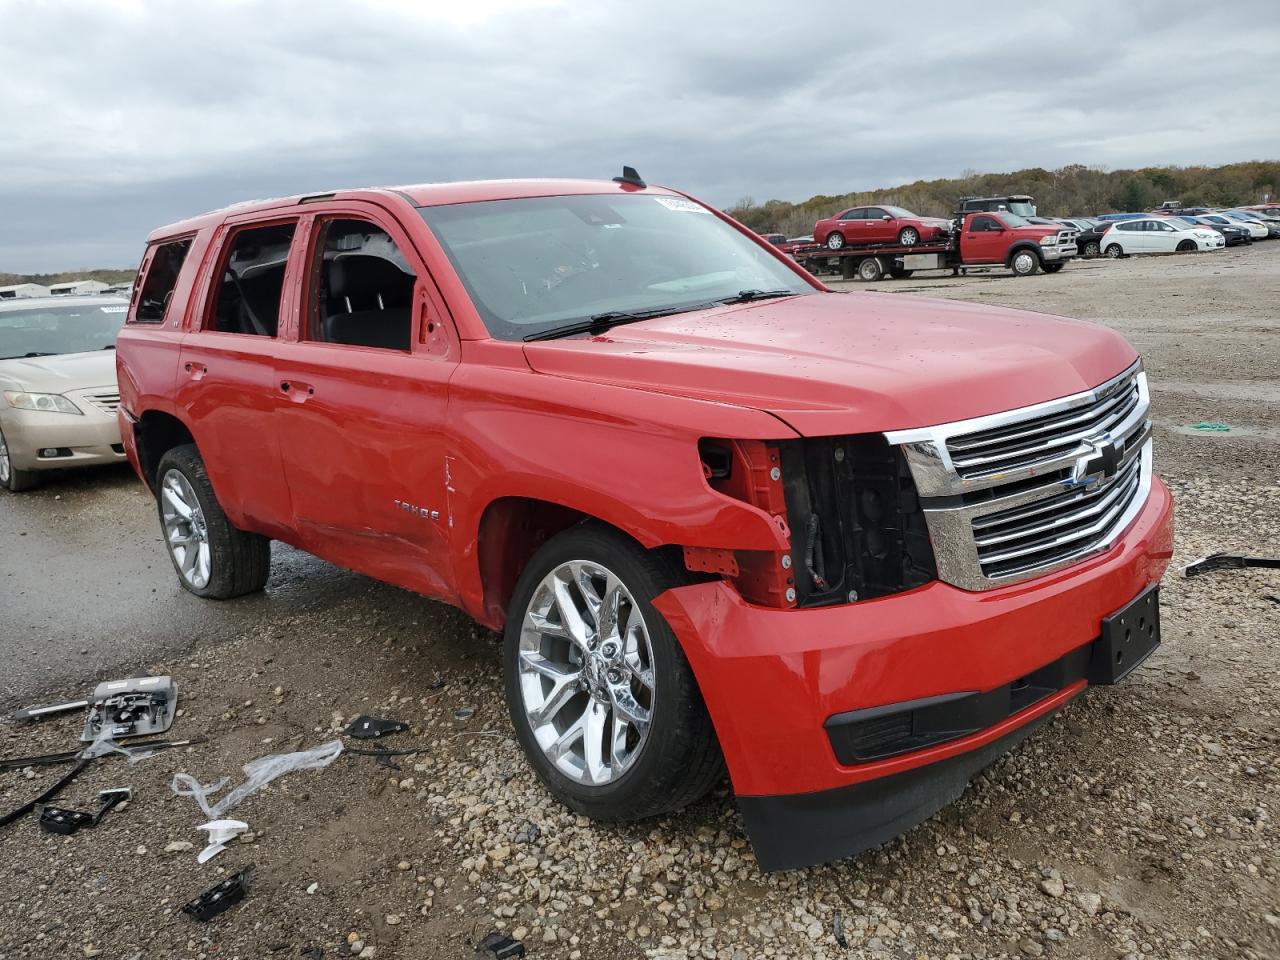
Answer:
[1157,221,1174,232]
[309,219,417,351]
[839,208,862,221]
[1117,222,1137,232]
[865,207,886,220]
[208,223,296,336]
[134,238,192,322]
[971,216,996,232]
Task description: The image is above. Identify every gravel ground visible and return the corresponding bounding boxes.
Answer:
[1,244,1277,960]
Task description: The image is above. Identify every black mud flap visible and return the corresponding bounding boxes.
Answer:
[1089,585,1160,685]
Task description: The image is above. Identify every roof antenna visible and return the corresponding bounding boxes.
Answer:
[613,166,646,189]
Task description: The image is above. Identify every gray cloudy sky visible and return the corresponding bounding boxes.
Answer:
[1,0,1276,272]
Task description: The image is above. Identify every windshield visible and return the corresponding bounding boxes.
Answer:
[881,206,916,218]
[0,300,128,360]
[1172,218,1202,229]
[418,194,814,340]
[994,211,1032,227]
[1004,200,1036,217]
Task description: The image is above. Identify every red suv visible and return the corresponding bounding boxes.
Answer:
[117,174,1173,871]
[814,205,951,250]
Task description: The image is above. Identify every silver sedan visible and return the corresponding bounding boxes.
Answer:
[0,295,130,491]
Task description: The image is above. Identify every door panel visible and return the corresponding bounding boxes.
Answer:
[273,207,460,601]
[963,217,1003,263]
[864,208,892,243]
[175,220,299,538]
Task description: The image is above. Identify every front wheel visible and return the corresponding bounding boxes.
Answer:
[825,232,845,250]
[1176,240,1196,252]
[1010,249,1040,276]
[155,444,271,599]
[1105,243,1124,258]
[503,524,723,821]
[0,426,39,492]
[897,227,920,246]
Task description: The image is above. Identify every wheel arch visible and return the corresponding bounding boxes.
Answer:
[133,409,197,494]
[1005,240,1043,267]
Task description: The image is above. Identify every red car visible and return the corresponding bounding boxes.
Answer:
[116,173,1172,871]
[814,204,951,250]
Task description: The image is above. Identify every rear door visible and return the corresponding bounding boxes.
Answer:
[175,216,299,539]
[272,202,462,601]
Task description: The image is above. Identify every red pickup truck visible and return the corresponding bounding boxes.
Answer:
[116,173,1172,871]
[796,210,1077,281]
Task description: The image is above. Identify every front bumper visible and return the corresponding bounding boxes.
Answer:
[654,477,1173,869]
[1,407,125,471]
[1039,242,1077,262]
[1198,236,1227,250]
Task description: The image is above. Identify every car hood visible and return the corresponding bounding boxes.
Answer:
[0,350,118,392]
[522,292,1137,436]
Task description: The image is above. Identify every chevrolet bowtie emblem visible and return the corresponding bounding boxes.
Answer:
[1069,434,1121,489]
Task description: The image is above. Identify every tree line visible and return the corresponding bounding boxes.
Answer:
[1,268,136,287]
[727,161,1280,238]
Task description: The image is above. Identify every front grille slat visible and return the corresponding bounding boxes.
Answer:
[83,391,120,414]
[892,364,1154,590]
[948,386,1139,477]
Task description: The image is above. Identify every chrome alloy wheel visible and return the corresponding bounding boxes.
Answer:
[161,468,211,589]
[518,560,656,785]
[0,431,10,484]
[1013,251,1036,274]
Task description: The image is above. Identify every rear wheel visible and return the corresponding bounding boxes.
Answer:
[1043,262,1065,274]
[857,257,885,282]
[1105,243,1124,258]
[897,226,920,246]
[889,266,914,279]
[1083,240,1101,258]
[1010,249,1040,276]
[156,444,271,599]
[0,426,39,492]
[825,232,845,250]
[503,524,723,821]
[1176,239,1196,252]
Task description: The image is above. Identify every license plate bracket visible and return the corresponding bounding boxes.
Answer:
[1089,585,1160,684]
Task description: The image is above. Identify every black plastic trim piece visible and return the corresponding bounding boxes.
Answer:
[739,714,1055,872]
[825,645,1091,764]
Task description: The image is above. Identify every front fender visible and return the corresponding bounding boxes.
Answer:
[444,361,798,623]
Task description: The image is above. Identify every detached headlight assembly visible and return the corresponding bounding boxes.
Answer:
[3,391,83,415]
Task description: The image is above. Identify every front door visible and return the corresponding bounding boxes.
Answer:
[273,205,461,602]
[175,217,299,539]
[863,207,893,243]
[963,215,1005,263]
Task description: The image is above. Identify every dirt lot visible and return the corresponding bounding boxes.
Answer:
[1,245,1277,960]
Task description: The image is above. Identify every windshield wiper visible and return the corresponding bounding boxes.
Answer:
[717,289,798,305]
[524,304,709,342]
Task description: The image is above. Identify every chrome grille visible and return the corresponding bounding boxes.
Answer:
[885,363,1153,590]
[946,372,1139,480]
[84,391,120,414]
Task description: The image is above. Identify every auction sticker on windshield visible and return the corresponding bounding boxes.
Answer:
[654,197,710,214]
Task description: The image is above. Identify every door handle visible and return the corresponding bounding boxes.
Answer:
[184,361,207,380]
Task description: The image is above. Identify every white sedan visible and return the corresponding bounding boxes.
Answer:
[1102,217,1225,257]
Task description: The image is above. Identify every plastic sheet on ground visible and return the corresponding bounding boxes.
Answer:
[171,740,343,819]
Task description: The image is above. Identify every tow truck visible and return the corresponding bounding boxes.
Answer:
[793,210,1078,281]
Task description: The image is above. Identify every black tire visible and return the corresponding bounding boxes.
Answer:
[1043,262,1065,273]
[1105,243,1124,259]
[897,226,920,246]
[503,523,723,821]
[1083,240,1101,258]
[825,232,845,251]
[1176,239,1196,252]
[1009,248,1041,276]
[0,425,39,492]
[857,257,884,282]
[155,444,270,599]
[889,266,914,279]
